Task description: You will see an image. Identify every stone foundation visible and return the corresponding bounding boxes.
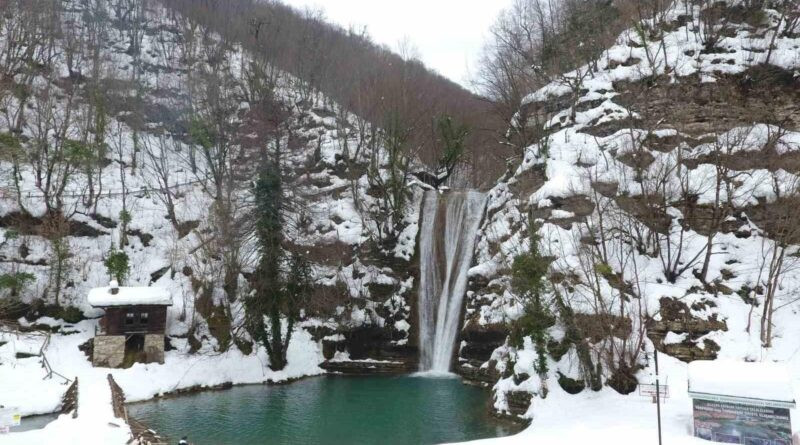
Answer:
[92,335,125,368]
[92,334,166,368]
[144,334,165,364]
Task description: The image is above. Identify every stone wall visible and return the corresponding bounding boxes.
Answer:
[93,335,125,368]
[144,334,165,364]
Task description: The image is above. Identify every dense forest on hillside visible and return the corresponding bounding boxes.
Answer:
[161,0,512,187]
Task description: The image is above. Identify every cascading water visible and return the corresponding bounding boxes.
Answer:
[418,190,487,373]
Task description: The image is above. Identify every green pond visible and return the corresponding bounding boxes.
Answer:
[127,375,519,445]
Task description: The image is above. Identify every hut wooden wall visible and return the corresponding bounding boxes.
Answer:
[100,305,168,335]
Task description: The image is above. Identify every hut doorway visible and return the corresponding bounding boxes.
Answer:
[124,334,145,367]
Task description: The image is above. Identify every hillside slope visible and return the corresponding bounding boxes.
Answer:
[0,0,423,409]
[458,0,800,432]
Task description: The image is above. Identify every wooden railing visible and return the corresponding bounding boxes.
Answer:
[107,374,169,445]
[0,323,72,384]
[61,378,78,417]
[40,333,71,384]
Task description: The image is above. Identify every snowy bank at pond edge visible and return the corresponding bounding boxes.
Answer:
[453,353,800,445]
[0,319,324,444]
[4,318,800,445]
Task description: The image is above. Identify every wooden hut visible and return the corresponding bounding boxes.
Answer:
[88,280,172,368]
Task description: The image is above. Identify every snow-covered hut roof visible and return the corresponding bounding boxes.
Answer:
[688,360,795,406]
[87,281,172,307]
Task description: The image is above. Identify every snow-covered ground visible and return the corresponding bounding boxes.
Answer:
[458,353,800,445]
[2,374,131,445]
[0,319,323,443]
[4,325,799,445]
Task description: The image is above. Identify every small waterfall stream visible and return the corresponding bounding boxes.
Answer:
[418,190,487,372]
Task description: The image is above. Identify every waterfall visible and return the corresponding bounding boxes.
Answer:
[418,190,487,373]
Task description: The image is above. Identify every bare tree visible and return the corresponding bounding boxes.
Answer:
[757,171,800,347]
[142,134,181,230]
[695,128,761,283]
[26,76,83,216]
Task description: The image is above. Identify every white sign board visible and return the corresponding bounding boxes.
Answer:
[639,383,669,398]
[0,407,21,429]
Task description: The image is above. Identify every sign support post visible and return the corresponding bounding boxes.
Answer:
[655,350,663,445]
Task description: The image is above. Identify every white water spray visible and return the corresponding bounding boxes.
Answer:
[418,190,486,372]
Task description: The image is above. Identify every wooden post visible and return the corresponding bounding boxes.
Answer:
[655,350,663,445]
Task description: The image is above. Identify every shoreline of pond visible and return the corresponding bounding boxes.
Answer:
[126,373,525,445]
[15,370,527,443]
